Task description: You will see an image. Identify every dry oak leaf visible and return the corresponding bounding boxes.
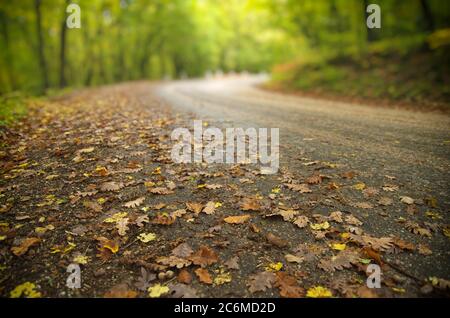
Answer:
[116,218,129,236]
[11,237,41,256]
[275,272,304,298]
[285,183,312,193]
[169,283,199,298]
[123,197,145,208]
[205,184,223,189]
[306,174,323,184]
[83,200,102,212]
[378,197,393,206]
[318,249,360,272]
[202,201,216,215]
[171,209,187,218]
[293,216,309,228]
[266,209,298,221]
[400,196,415,205]
[329,211,343,223]
[186,202,203,214]
[224,256,240,270]
[223,214,251,224]
[104,284,138,298]
[151,213,176,225]
[405,221,432,238]
[349,234,393,251]
[189,245,219,267]
[135,215,149,227]
[178,269,193,284]
[149,187,173,195]
[171,243,194,258]
[248,272,277,294]
[100,181,124,192]
[195,268,213,284]
[345,215,362,226]
[240,198,261,211]
[156,256,192,269]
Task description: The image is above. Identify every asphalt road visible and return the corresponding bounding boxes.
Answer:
[156,76,450,287]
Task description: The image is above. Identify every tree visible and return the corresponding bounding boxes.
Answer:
[34,0,49,91]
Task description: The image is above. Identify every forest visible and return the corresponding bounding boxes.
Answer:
[0,0,449,103]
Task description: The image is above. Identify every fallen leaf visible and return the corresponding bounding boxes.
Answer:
[248,272,276,293]
[148,283,170,298]
[138,232,156,243]
[224,214,251,224]
[189,245,219,267]
[306,286,333,298]
[195,268,212,284]
[11,237,41,256]
[178,269,192,284]
[275,272,304,297]
[123,197,145,208]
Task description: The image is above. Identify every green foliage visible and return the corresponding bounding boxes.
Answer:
[0,94,28,127]
[0,0,449,106]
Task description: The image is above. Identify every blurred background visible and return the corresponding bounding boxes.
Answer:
[0,0,449,110]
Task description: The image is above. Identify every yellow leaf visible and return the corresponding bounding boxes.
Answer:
[353,183,366,190]
[214,202,222,208]
[331,243,346,251]
[310,221,330,230]
[73,255,89,264]
[10,282,41,298]
[265,262,283,272]
[138,233,156,243]
[306,286,332,298]
[0,235,7,241]
[148,284,169,298]
[340,232,350,239]
[214,270,232,285]
[103,212,128,223]
[271,187,280,194]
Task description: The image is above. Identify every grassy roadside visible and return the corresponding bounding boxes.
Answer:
[267,32,450,111]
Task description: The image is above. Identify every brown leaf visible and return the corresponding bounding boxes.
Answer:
[195,268,212,284]
[306,174,322,184]
[104,283,138,298]
[100,181,124,192]
[116,218,129,236]
[318,249,360,272]
[224,256,240,270]
[149,187,173,195]
[189,245,219,267]
[223,214,251,224]
[285,183,312,193]
[156,256,192,269]
[171,243,194,258]
[266,209,298,221]
[169,283,199,298]
[275,272,304,297]
[135,215,149,227]
[186,202,203,214]
[83,200,102,212]
[240,198,261,211]
[248,271,277,293]
[11,237,41,256]
[293,216,309,228]
[202,201,216,215]
[178,269,193,284]
[151,214,176,225]
[266,232,288,248]
[123,197,145,208]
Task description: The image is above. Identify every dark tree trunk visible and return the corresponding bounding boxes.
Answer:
[420,0,435,32]
[34,0,49,91]
[0,11,17,91]
[59,0,69,88]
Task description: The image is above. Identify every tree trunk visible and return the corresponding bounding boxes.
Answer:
[34,0,49,91]
[59,0,69,88]
[420,0,435,32]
